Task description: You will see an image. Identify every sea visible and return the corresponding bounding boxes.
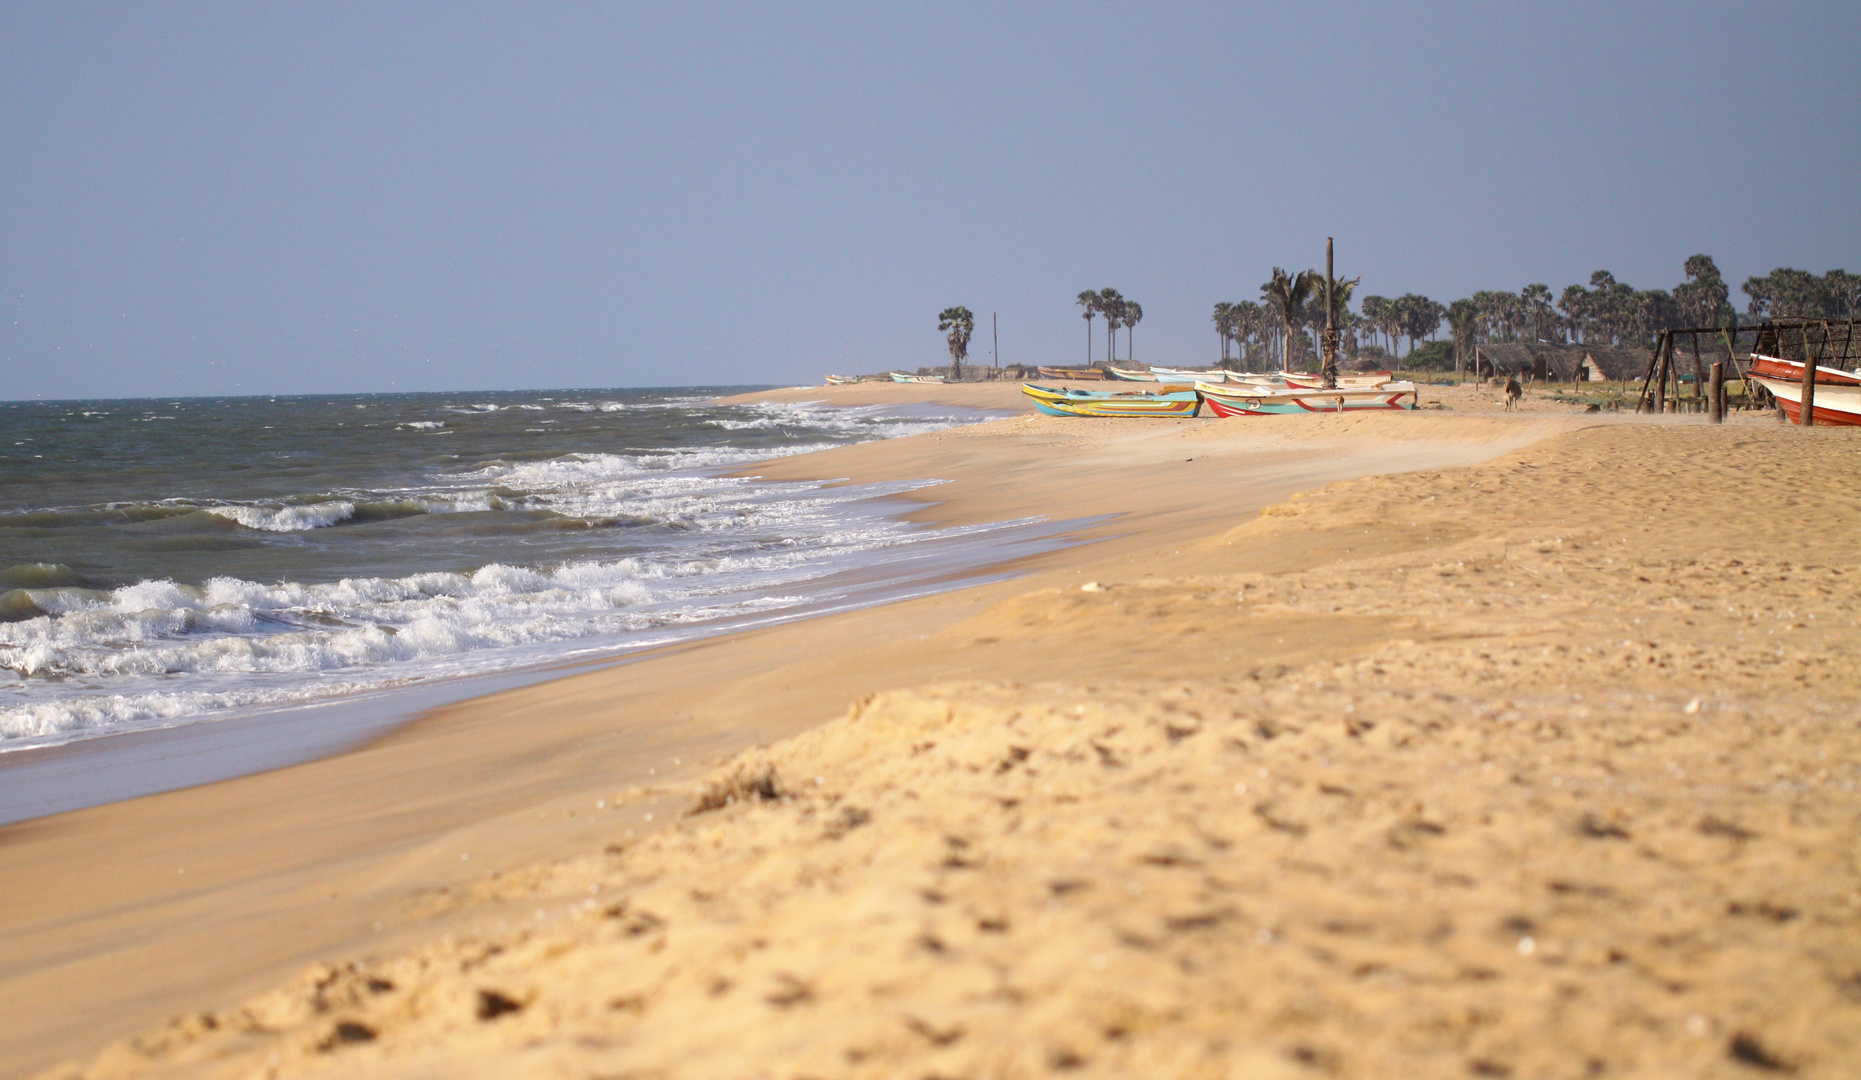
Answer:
[0,389,1063,753]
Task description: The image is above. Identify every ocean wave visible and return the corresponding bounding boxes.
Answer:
[206,501,357,532]
[0,395,1012,747]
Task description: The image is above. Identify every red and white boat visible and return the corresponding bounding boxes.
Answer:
[1745,355,1861,426]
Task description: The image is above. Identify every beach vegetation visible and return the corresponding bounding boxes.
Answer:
[938,307,975,380]
[1260,268,1317,372]
[1075,289,1142,366]
[1213,254,1853,378]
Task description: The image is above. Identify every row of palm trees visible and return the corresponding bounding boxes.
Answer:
[1742,266,1859,320]
[1211,275,1436,370]
[1210,255,1857,372]
[1430,258,1857,357]
[1075,288,1143,365]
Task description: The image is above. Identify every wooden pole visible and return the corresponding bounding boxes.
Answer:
[992,311,999,370]
[1635,333,1661,412]
[1690,331,1705,400]
[1654,332,1670,414]
[1321,237,1338,390]
[1799,323,1818,426]
[1667,335,1680,410]
[1710,360,1725,423]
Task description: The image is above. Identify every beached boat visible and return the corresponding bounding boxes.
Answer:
[1036,366,1108,381]
[1745,355,1861,426]
[1021,383,1201,405]
[1105,367,1159,381]
[890,372,946,384]
[1030,389,1202,417]
[1282,371,1394,389]
[1150,366,1229,383]
[1195,381,1418,417]
[824,374,863,385]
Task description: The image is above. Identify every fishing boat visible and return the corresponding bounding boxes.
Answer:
[890,372,946,384]
[1150,366,1229,383]
[1282,371,1394,389]
[824,374,861,384]
[1194,381,1419,417]
[1035,366,1108,381]
[1105,367,1158,381]
[1745,355,1861,426]
[1021,383,1198,404]
[1029,389,1202,417]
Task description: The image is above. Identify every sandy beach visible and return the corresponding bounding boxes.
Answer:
[8,382,1859,1079]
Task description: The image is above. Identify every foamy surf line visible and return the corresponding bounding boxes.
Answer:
[0,506,1098,825]
[0,402,1014,751]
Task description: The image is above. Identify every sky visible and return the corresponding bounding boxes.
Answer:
[2,1,1857,399]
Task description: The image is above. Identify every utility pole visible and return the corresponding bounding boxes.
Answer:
[1321,237,1340,389]
[993,311,999,370]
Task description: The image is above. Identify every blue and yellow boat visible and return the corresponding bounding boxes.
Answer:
[1022,383,1202,417]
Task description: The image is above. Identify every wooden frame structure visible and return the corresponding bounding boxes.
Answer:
[1634,317,1861,424]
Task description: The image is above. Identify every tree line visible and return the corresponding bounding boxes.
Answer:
[1211,279,1439,369]
[1075,288,1144,365]
[1210,257,1859,371]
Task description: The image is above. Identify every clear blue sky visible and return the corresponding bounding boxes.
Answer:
[3,2,1856,399]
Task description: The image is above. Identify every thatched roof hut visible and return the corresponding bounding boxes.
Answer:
[1472,342,1649,381]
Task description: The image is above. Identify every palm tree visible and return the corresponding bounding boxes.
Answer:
[938,306,975,380]
[1097,288,1125,365]
[1521,283,1555,340]
[1676,255,1731,328]
[1211,302,1236,363]
[1359,295,1390,355]
[1123,300,1142,363]
[1261,268,1316,373]
[1446,298,1479,380]
[1392,294,1444,363]
[1076,290,1099,365]
[1557,284,1589,343]
[1240,301,1265,365]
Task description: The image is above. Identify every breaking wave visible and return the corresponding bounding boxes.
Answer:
[0,395,1016,748]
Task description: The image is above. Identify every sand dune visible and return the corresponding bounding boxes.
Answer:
[13,396,1860,1079]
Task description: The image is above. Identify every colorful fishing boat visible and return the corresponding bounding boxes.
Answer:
[1022,383,1200,404]
[890,372,946,383]
[1194,381,1418,417]
[1030,389,1202,417]
[1106,367,1158,381]
[1282,371,1394,389]
[1035,366,1107,381]
[1745,355,1861,426]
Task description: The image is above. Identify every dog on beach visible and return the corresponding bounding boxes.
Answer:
[1503,376,1522,411]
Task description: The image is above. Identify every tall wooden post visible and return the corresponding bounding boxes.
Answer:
[1321,237,1339,390]
[1669,335,1682,410]
[1690,332,1705,399]
[1799,324,1818,426]
[1710,361,1725,423]
[1660,331,1674,411]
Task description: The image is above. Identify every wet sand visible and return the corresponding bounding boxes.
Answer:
[11,384,1859,1079]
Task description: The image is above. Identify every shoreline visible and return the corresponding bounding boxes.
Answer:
[13,386,1850,1079]
[0,395,1030,821]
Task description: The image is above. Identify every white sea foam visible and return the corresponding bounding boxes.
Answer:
[1,397,1013,747]
[206,501,357,532]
